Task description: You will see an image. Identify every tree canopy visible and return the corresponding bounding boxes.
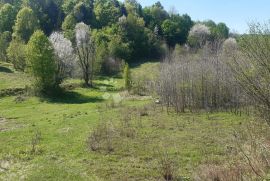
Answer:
[1,0,231,69]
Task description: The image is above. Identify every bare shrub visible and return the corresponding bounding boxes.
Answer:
[102,57,124,75]
[30,130,41,154]
[75,22,96,87]
[230,22,270,123]
[14,95,27,103]
[158,151,178,181]
[232,121,270,179]
[158,41,247,113]
[138,106,149,117]
[194,120,270,180]
[119,107,137,138]
[194,164,246,181]
[87,121,115,153]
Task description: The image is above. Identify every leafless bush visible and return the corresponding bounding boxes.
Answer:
[157,40,247,113]
[194,164,246,181]
[102,57,124,75]
[14,95,27,103]
[87,121,115,153]
[194,120,270,180]
[232,121,270,179]
[230,22,270,123]
[31,130,41,154]
[137,106,149,117]
[158,151,178,181]
[119,108,137,138]
[88,106,140,152]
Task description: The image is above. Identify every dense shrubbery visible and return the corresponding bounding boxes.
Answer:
[157,40,249,113]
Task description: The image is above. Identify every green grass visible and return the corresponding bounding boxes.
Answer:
[130,62,160,81]
[0,62,253,180]
[0,62,31,90]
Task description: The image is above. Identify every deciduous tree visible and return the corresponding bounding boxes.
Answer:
[7,37,26,71]
[13,7,39,42]
[26,30,56,93]
[49,32,75,84]
[0,3,16,33]
[75,22,96,87]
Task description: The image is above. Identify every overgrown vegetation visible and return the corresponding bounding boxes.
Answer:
[0,0,269,180]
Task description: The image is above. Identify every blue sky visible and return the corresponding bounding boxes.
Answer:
[136,0,270,34]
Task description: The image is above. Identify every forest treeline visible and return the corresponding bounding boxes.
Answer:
[0,0,230,72]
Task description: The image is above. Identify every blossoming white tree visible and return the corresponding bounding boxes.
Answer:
[188,23,211,48]
[75,22,96,87]
[49,32,75,84]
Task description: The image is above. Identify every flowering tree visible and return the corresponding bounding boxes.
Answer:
[222,38,238,61]
[49,32,75,84]
[188,23,211,48]
[75,22,96,87]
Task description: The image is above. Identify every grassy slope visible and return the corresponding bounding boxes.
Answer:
[0,62,31,90]
[0,62,251,180]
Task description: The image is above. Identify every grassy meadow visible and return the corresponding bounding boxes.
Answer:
[0,62,260,180]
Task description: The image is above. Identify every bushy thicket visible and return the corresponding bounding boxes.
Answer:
[157,40,249,113]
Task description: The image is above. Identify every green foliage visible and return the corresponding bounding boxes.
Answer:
[63,0,95,26]
[108,35,131,60]
[161,14,193,47]
[143,3,168,30]
[0,31,11,61]
[121,14,152,60]
[0,3,16,33]
[124,0,142,16]
[203,20,229,40]
[214,23,229,39]
[93,24,131,74]
[187,35,199,48]
[74,1,95,25]
[62,13,77,41]
[7,37,26,71]
[123,63,131,90]
[23,0,62,35]
[62,0,77,15]
[26,30,56,93]
[13,7,39,42]
[161,19,178,47]
[94,0,122,27]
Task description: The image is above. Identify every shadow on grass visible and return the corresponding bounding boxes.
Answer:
[0,66,13,73]
[45,91,104,104]
[94,83,114,88]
